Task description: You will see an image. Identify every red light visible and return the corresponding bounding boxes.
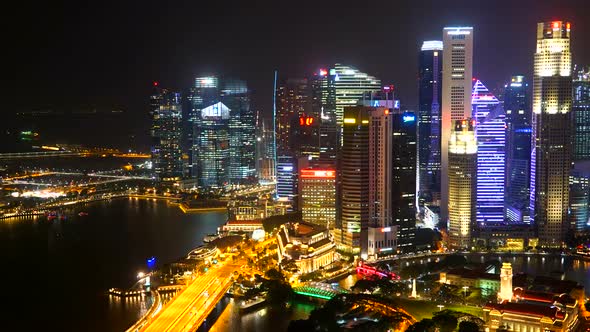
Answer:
[153,81,159,87]
[300,117,305,126]
[553,22,559,29]
[567,23,571,30]
[384,109,389,115]
[300,169,335,178]
[300,116,314,126]
[319,69,328,76]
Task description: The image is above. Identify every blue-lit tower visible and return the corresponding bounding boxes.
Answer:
[417,40,443,208]
[573,65,590,161]
[472,80,505,225]
[504,76,531,223]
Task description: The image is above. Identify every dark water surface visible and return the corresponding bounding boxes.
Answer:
[0,198,226,331]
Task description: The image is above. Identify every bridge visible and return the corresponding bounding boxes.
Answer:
[293,282,348,300]
[0,151,150,160]
[139,258,244,332]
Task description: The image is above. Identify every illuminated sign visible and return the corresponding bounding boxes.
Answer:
[201,102,230,119]
[301,169,336,178]
[281,166,293,172]
[344,118,356,124]
[394,100,400,109]
[402,114,416,122]
[299,116,315,126]
[361,120,369,124]
[381,227,391,233]
[421,40,443,51]
[319,69,328,76]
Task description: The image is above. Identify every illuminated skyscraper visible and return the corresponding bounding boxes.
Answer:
[339,106,371,254]
[441,27,474,223]
[472,80,505,225]
[189,76,254,187]
[367,107,395,257]
[529,21,573,247]
[418,40,443,207]
[149,83,183,181]
[332,64,381,127]
[311,69,337,164]
[276,78,310,156]
[570,167,590,235]
[573,65,590,160]
[300,169,336,229]
[255,115,275,183]
[276,155,298,210]
[504,75,531,223]
[392,111,417,251]
[448,119,477,249]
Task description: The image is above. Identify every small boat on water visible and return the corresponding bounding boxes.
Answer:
[78,212,89,217]
[203,233,220,243]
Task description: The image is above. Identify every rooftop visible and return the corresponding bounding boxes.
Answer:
[485,301,565,320]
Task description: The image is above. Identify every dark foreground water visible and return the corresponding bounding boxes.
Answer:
[0,198,226,331]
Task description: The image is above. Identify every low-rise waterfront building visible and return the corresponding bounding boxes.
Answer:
[276,222,336,274]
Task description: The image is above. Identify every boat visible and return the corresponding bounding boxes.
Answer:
[238,295,267,312]
[78,212,89,217]
[203,233,220,243]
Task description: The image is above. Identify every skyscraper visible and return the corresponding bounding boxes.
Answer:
[392,111,417,251]
[448,119,477,249]
[472,80,505,225]
[223,79,256,184]
[339,106,371,254]
[573,66,590,160]
[311,69,337,165]
[189,76,255,187]
[529,21,573,247]
[504,75,531,223]
[570,167,590,235]
[332,64,381,127]
[367,107,395,257]
[418,40,443,208]
[300,168,336,229]
[276,155,298,210]
[149,83,183,181]
[276,78,310,156]
[441,27,474,223]
[255,115,275,183]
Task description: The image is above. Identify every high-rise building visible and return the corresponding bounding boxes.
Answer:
[504,75,531,223]
[149,83,183,181]
[223,79,256,184]
[311,69,337,165]
[573,65,590,160]
[339,106,371,254]
[441,27,474,223]
[255,115,275,183]
[529,21,573,247]
[448,119,477,249]
[300,168,336,229]
[367,107,395,257]
[276,78,310,156]
[392,111,417,251]
[472,80,505,225]
[332,64,381,128]
[418,40,443,207]
[276,155,298,210]
[188,76,255,187]
[570,166,590,235]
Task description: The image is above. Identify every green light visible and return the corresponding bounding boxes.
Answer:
[294,291,332,300]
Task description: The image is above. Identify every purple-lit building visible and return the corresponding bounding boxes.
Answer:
[472,80,505,226]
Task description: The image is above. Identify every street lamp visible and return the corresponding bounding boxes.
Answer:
[437,304,445,311]
[462,286,469,298]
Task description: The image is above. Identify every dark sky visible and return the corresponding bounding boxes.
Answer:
[3,0,590,122]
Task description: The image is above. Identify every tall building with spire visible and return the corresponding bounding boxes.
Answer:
[529,21,573,247]
[472,80,505,225]
[418,40,443,208]
[441,27,474,223]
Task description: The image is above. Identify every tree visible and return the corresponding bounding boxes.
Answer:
[458,321,480,332]
[407,318,436,332]
[265,268,284,281]
[433,311,458,332]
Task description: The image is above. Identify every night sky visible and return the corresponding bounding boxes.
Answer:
[3,0,589,145]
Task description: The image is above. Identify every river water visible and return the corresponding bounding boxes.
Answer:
[1,198,226,331]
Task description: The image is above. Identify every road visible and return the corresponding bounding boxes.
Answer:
[141,259,244,332]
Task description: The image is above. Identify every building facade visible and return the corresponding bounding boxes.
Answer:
[276,78,310,157]
[448,119,477,249]
[339,106,371,254]
[441,27,474,223]
[504,75,531,223]
[472,80,505,225]
[418,40,443,207]
[573,65,590,160]
[276,155,298,210]
[300,168,336,229]
[149,84,184,182]
[392,111,417,252]
[332,64,381,127]
[529,21,573,247]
